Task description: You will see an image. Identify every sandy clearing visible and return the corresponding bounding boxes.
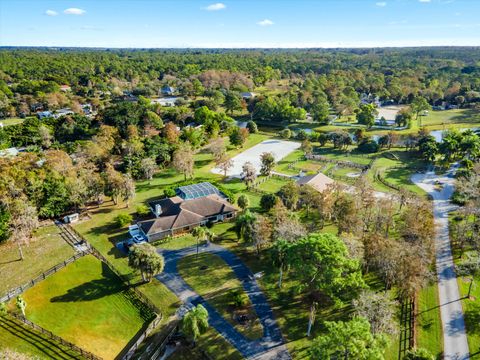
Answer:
[211,139,301,178]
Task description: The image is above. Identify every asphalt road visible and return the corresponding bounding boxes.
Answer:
[156,243,291,360]
[412,168,470,360]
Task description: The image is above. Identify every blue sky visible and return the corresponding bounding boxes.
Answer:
[1,0,479,48]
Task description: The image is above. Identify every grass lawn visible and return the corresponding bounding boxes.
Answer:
[313,146,373,165]
[420,109,480,128]
[0,117,25,127]
[167,326,244,360]
[210,222,402,359]
[22,255,152,359]
[70,131,276,357]
[452,246,480,358]
[275,150,324,176]
[178,253,263,340]
[313,109,480,137]
[416,281,443,359]
[0,225,75,294]
[367,150,427,196]
[0,315,84,359]
[458,273,480,357]
[257,176,292,193]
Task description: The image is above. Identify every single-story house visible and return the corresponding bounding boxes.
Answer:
[241,92,256,100]
[161,86,176,96]
[0,147,20,158]
[296,172,335,193]
[151,97,179,107]
[137,182,237,242]
[37,111,53,119]
[53,108,74,119]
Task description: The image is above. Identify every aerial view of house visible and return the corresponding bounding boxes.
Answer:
[138,182,237,241]
[1,1,480,360]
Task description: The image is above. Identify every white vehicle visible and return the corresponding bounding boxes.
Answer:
[124,234,146,250]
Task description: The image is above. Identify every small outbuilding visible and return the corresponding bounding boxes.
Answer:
[296,172,335,193]
[63,213,79,224]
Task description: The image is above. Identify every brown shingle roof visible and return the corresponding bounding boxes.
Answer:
[139,194,236,236]
[296,172,335,193]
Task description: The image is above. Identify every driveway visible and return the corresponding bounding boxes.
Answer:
[412,167,470,360]
[211,139,300,178]
[156,243,291,360]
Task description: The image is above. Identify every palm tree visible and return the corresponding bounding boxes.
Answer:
[128,243,165,282]
[0,302,7,317]
[16,296,26,317]
[192,226,207,258]
[271,239,293,288]
[182,304,209,345]
[234,210,256,242]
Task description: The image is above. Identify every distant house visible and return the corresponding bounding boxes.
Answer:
[161,86,175,96]
[37,111,53,119]
[137,182,236,242]
[82,104,93,115]
[241,92,256,100]
[0,147,20,158]
[296,172,335,193]
[60,85,71,92]
[31,103,44,112]
[151,97,179,107]
[53,108,74,119]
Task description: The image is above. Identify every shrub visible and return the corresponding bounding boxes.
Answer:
[260,193,277,212]
[246,121,258,134]
[357,139,379,153]
[296,129,308,141]
[136,204,150,217]
[404,348,434,360]
[229,289,249,308]
[115,213,133,228]
[279,128,291,139]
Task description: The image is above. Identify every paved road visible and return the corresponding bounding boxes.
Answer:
[156,244,291,360]
[412,167,470,360]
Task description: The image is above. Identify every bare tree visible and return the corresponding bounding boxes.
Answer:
[353,290,398,335]
[173,143,194,181]
[9,200,39,260]
[140,157,157,183]
[241,162,257,189]
[216,153,234,178]
[122,174,136,208]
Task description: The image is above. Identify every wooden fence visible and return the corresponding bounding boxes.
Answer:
[306,154,369,171]
[398,298,415,359]
[120,315,162,360]
[8,313,101,360]
[0,251,89,303]
[63,224,166,360]
[87,245,161,315]
[146,319,181,360]
[1,222,164,360]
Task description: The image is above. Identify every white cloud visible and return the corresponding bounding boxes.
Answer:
[205,3,226,11]
[257,19,274,26]
[376,2,387,7]
[45,9,58,16]
[419,0,431,2]
[63,8,86,15]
